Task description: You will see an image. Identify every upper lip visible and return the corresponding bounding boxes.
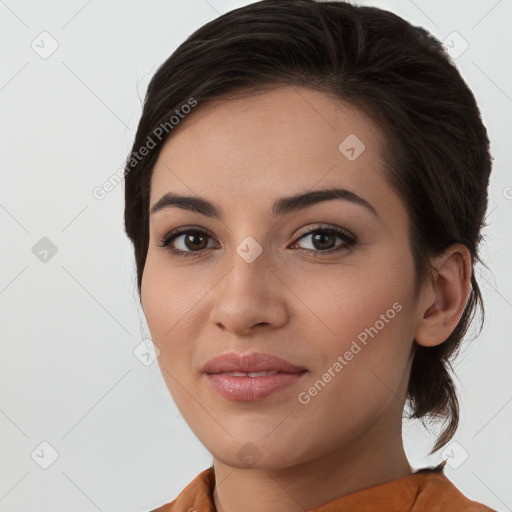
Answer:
[203,351,307,374]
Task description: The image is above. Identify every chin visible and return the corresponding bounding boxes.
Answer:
[208,436,307,470]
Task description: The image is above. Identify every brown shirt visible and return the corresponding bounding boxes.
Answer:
[151,464,496,511]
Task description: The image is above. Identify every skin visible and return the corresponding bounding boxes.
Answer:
[141,85,472,512]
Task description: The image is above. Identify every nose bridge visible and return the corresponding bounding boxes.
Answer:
[224,235,270,296]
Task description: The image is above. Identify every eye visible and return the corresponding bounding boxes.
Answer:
[157,227,218,258]
[157,225,357,259]
[290,226,357,256]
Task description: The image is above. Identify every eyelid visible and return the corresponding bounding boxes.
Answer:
[294,223,356,241]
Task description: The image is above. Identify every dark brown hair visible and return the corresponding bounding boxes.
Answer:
[124,0,492,454]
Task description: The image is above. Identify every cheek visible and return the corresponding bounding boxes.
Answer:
[292,247,412,337]
[289,271,414,441]
[289,247,416,393]
[141,270,200,415]
[141,250,204,333]
[140,255,202,374]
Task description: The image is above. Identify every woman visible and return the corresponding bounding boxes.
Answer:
[124,1,495,510]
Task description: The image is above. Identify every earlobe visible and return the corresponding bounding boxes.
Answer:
[414,243,472,348]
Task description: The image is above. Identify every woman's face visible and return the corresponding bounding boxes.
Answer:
[141,86,424,469]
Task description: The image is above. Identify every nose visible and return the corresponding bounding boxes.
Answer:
[208,246,290,336]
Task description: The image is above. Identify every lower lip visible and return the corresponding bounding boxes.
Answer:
[206,372,306,401]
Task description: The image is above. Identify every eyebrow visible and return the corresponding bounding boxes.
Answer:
[150,187,379,219]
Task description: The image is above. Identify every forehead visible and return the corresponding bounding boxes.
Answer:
[149,86,395,215]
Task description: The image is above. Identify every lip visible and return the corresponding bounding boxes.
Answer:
[203,351,307,374]
[203,351,307,401]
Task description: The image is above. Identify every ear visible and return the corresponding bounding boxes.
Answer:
[414,243,472,348]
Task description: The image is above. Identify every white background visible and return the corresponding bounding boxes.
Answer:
[1,0,511,511]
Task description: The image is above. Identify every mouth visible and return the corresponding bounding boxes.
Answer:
[203,351,308,401]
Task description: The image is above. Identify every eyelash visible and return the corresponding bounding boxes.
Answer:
[157,225,357,259]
